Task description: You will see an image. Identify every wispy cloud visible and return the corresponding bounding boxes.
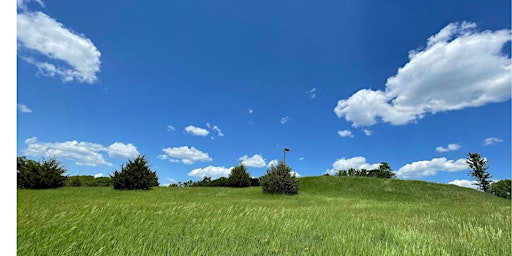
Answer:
[167,125,176,131]
[17,104,32,113]
[483,137,503,146]
[363,129,373,136]
[306,88,317,99]
[17,1,101,83]
[334,22,511,127]
[280,116,291,124]
[435,143,461,152]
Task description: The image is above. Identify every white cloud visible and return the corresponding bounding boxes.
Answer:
[337,130,354,138]
[188,166,233,179]
[267,159,279,168]
[160,146,212,164]
[107,142,139,159]
[167,125,176,132]
[396,157,468,179]
[22,137,112,166]
[435,143,461,152]
[94,173,104,178]
[184,125,209,137]
[17,104,32,113]
[17,6,101,83]
[239,154,267,168]
[363,129,373,136]
[306,88,317,99]
[248,109,254,114]
[483,137,503,146]
[206,123,224,137]
[334,22,511,127]
[325,156,381,175]
[280,116,291,124]
[448,179,479,190]
[290,171,301,177]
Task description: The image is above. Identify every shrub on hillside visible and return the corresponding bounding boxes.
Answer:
[17,156,67,189]
[111,155,159,190]
[65,175,112,187]
[488,179,511,199]
[260,162,299,195]
[228,164,251,187]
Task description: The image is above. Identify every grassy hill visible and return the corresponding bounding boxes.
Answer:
[17,176,511,255]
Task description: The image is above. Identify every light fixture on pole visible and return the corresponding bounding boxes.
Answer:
[284,148,290,164]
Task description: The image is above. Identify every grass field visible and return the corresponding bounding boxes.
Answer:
[17,176,511,255]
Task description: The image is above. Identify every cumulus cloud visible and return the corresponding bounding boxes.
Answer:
[325,156,381,175]
[184,125,209,137]
[267,159,279,168]
[239,154,267,168]
[160,146,212,164]
[17,1,101,83]
[107,142,139,159]
[448,179,479,190]
[395,157,468,179]
[483,137,503,145]
[363,129,373,136]
[188,166,233,179]
[17,104,32,113]
[338,130,354,138]
[94,173,104,178]
[334,22,511,127]
[22,137,113,166]
[435,143,461,152]
[207,123,224,137]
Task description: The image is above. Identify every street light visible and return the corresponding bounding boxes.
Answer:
[284,148,290,164]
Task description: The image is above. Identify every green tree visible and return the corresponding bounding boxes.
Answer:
[228,164,251,187]
[466,153,492,192]
[488,179,511,199]
[111,155,159,190]
[260,162,299,195]
[17,156,67,189]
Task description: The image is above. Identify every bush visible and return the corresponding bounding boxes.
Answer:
[64,175,112,187]
[17,156,67,189]
[111,155,159,190]
[228,164,251,187]
[488,179,511,199]
[260,162,299,195]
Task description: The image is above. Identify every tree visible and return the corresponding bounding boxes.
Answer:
[466,153,492,192]
[228,164,251,187]
[111,155,159,190]
[260,162,299,195]
[17,156,67,189]
[488,179,511,199]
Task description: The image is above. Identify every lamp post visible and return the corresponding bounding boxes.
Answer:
[284,148,290,165]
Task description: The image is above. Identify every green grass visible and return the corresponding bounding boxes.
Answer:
[17,176,511,255]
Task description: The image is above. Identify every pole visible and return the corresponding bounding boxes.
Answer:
[284,148,290,164]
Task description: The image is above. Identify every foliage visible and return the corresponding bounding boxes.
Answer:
[65,175,112,187]
[110,155,159,190]
[228,164,251,187]
[17,156,67,189]
[260,162,299,195]
[488,179,511,199]
[466,152,492,192]
[336,162,395,178]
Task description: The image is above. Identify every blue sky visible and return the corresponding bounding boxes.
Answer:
[15,0,511,188]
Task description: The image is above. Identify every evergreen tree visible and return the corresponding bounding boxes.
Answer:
[17,156,67,189]
[260,162,299,195]
[111,155,159,190]
[466,152,492,192]
[228,164,251,187]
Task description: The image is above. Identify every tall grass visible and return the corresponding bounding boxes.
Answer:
[17,176,511,255]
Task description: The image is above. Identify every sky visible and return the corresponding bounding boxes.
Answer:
[15,0,511,188]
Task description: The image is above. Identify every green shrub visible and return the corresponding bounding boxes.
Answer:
[228,164,251,187]
[111,155,159,190]
[260,162,299,195]
[488,179,511,199]
[17,156,67,189]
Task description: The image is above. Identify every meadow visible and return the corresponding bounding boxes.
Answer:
[17,176,511,255]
